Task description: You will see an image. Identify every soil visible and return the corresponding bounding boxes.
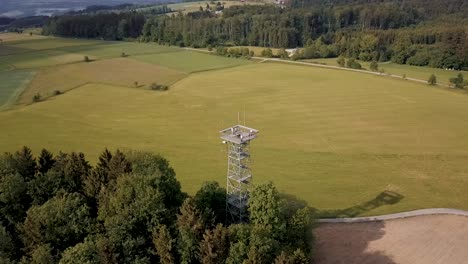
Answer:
[314,215,468,264]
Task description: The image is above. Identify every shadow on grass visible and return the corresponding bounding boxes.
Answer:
[318,191,404,218]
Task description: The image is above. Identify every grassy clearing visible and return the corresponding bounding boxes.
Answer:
[1,37,252,106]
[0,71,35,109]
[1,63,468,216]
[1,50,91,69]
[306,58,468,85]
[166,0,267,14]
[17,58,187,104]
[0,33,46,43]
[132,50,251,73]
[56,42,181,59]
[1,40,182,69]
[0,45,31,56]
[4,37,103,51]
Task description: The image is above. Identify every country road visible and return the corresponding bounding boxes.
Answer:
[184,47,450,88]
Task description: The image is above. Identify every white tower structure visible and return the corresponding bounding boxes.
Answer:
[220,125,259,223]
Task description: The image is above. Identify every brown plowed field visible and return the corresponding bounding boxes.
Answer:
[314,215,468,264]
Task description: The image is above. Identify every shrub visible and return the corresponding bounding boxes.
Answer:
[428,74,437,85]
[53,90,62,95]
[134,81,139,88]
[449,73,464,89]
[302,46,317,59]
[150,83,169,91]
[346,58,362,69]
[32,93,41,102]
[228,48,241,58]
[215,46,228,56]
[241,47,250,58]
[84,56,90,62]
[260,48,273,58]
[402,74,406,79]
[370,61,378,71]
[121,52,127,57]
[278,48,289,59]
[337,56,345,67]
[291,50,304,61]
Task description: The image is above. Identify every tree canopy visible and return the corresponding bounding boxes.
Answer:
[0,147,316,263]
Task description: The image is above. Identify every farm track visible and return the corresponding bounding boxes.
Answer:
[184,47,451,88]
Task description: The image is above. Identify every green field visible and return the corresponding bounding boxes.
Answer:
[0,34,241,106]
[0,71,35,109]
[133,50,251,73]
[165,0,268,14]
[306,58,468,85]
[1,35,468,217]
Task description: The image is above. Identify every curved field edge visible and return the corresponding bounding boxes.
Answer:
[15,58,188,105]
[1,63,468,217]
[319,208,468,222]
[0,70,35,110]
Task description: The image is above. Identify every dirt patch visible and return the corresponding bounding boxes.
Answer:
[314,215,468,264]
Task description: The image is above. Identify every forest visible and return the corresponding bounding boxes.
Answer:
[139,3,467,70]
[43,12,147,40]
[0,147,314,264]
[41,0,468,70]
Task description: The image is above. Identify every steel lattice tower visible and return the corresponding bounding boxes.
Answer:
[220,125,259,223]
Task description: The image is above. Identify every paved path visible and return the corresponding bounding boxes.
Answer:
[319,208,468,223]
[183,47,449,87]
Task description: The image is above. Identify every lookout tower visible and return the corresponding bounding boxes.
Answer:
[220,124,259,223]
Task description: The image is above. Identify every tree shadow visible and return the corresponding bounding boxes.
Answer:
[279,191,401,263]
[317,191,404,218]
[314,220,396,264]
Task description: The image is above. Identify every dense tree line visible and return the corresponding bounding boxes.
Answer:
[0,147,315,263]
[40,0,468,70]
[43,12,146,40]
[140,3,467,70]
[287,0,467,16]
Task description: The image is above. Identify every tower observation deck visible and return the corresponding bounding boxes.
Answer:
[220,124,259,223]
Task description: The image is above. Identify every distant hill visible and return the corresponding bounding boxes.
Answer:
[0,0,171,17]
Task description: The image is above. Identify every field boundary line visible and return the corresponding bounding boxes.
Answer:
[0,71,36,111]
[183,47,453,88]
[258,57,451,88]
[319,208,468,223]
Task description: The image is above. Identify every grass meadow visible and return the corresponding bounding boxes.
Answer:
[1,60,468,216]
[307,57,468,85]
[133,50,251,73]
[164,0,269,14]
[1,34,468,217]
[0,71,35,109]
